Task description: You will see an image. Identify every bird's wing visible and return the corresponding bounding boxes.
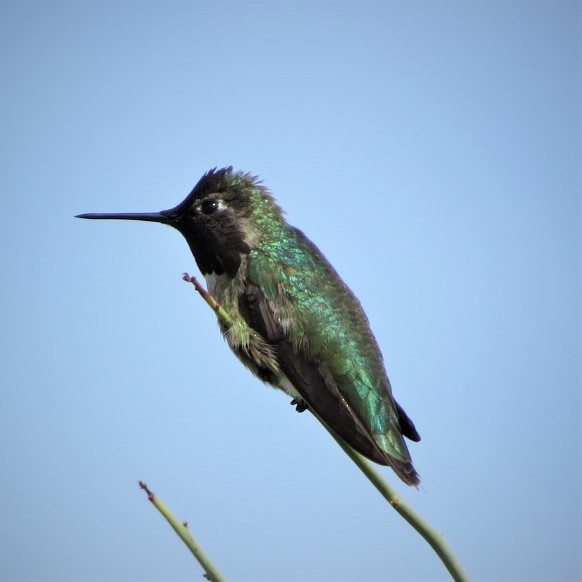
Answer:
[239,278,420,486]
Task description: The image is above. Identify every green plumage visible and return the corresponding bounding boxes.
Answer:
[202,173,420,484]
[256,212,410,457]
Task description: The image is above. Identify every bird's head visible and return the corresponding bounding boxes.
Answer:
[77,167,283,277]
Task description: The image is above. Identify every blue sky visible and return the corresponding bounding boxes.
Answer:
[1,1,580,581]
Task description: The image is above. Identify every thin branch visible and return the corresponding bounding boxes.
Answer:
[315,421,470,582]
[182,273,470,582]
[182,273,234,325]
[138,481,226,582]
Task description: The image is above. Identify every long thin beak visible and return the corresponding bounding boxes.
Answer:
[75,211,174,225]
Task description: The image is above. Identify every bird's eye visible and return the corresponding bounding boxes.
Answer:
[201,199,220,215]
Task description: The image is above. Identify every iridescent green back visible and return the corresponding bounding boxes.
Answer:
[247,188,412,464]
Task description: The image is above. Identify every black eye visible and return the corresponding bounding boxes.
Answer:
[201,199,220,215]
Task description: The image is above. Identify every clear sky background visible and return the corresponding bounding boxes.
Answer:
[1,2,580,581]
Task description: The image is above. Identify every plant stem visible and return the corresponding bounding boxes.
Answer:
[182,273,234,325]
[315,421,470,582]
[138,481,226,582]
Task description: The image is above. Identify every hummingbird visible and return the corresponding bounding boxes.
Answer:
[77,167,421,485]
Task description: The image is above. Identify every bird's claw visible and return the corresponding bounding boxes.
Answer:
[290,398,308,413]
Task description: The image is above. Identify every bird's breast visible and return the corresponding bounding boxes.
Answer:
[203,271,240,303]
[204,272,220,296]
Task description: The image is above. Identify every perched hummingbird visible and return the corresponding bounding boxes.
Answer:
[77,167,420,485]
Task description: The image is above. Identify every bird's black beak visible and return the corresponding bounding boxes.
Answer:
[76,209,179,226]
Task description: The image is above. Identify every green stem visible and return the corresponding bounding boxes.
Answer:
[182,273,470,582]
[182,273,234,325]
[138,481,226,582]
[316,421,470,582]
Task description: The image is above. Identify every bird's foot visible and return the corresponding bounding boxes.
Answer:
[290,398,308,413]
